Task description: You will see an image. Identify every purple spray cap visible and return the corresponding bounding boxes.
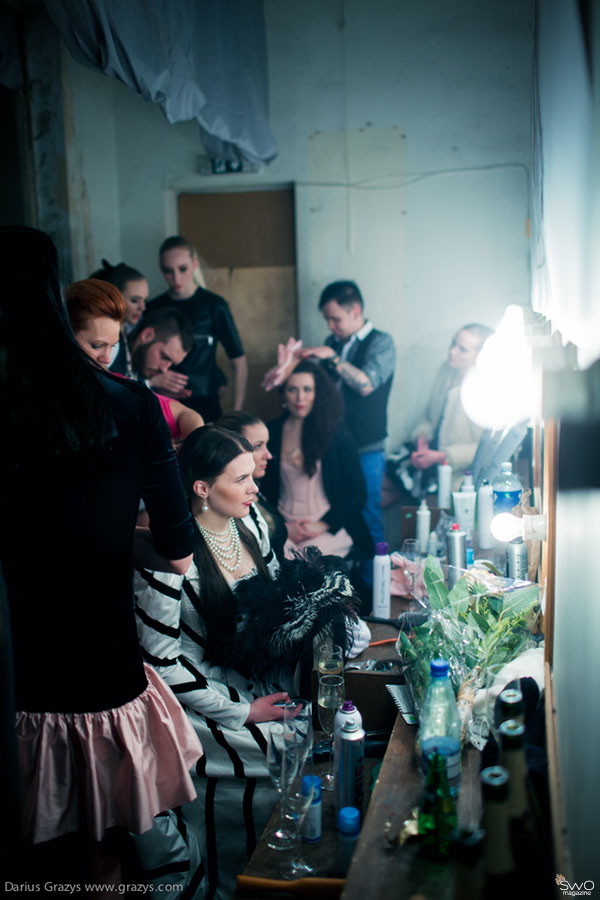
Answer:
[375,541,389,555]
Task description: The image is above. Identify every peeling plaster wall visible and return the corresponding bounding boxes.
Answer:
[61,52,121,280]
[59,0,533,443]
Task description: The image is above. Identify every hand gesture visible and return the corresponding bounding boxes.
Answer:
[262,338,303,391]
[246,692,298,724]
[300,345,335,360]
[149,371,191,398]
[411,447,446,469]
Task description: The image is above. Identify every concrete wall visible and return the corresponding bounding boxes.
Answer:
[61,0,533,445]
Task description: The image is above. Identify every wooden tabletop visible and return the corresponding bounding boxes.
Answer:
[342,714,481,900]
[236,716,482,899]
[236,605,484,899]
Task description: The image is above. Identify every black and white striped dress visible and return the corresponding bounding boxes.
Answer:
[134,510,287,900]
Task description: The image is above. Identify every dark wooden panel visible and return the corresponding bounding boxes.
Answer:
[178,190,296,268]
[208,265,298,421]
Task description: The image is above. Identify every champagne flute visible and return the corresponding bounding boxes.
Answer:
[265,722,300,850]
[318,642,344,676]
[401,538,422,600]
[286,699,313,776]
[279,779,316,879]
[317,674,345,790]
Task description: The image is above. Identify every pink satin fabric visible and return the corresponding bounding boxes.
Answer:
[16,664,202,844]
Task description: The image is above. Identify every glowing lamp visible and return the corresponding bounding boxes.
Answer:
[461,305,540,430]
[490,513,548,543]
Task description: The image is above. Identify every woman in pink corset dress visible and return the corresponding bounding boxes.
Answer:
[262,361,373,563]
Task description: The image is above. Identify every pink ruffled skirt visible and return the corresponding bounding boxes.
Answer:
[16,664,203,844]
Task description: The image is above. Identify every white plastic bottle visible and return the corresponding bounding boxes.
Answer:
[477,480,494,549]
[416,499,431,554]
[427,531,439,557]
[301,775,322,843]
[438,461,452,509]
[372,541,391,617]
[452,472,476,540]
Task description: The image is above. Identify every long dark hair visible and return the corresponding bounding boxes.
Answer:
[282,360,343,476]
[91,259,145,293]
[217,411,262,433]
[177,425,269,665]
[0,227,116,464]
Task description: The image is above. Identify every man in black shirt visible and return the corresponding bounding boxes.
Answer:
[146,235,247,421]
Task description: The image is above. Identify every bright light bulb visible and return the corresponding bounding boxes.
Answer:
[460,305,539,430]
[490,512,548,543]
[490,513,524,542]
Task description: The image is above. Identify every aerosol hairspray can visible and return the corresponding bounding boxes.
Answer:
[334,720,365,820]
[447,523,466,589]
[506,538,528,580]
[333,701,363,811]
[334,700,363,738]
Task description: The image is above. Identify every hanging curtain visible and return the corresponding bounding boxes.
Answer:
[42,0,277,165]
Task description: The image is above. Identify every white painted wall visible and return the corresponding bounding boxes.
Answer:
[60,0,533,446]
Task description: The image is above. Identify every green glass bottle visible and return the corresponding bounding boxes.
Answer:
[418,749,457,860]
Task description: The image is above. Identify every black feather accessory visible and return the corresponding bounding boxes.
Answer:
[211,547,359,682]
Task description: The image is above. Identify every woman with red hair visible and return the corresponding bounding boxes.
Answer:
[66,279,203,443]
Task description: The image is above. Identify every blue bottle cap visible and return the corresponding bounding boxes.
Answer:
[338,807,360,834]
[430,659,449,677]
[375,541,389,555]
[302,774,322,802]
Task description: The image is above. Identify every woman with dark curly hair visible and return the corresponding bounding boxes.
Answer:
[261,360,373,560]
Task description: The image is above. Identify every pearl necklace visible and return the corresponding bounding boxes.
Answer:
[195,516,242,573]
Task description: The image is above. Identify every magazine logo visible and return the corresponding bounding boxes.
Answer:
[556,874,595,896]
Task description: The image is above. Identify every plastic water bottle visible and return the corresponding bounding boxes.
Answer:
[417,659,462,796]
[492,462,522,514]
[372,542,391,617]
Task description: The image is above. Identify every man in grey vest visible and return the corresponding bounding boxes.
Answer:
[301,280,395,546]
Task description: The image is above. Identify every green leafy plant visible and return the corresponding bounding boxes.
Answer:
[396,556,540,742]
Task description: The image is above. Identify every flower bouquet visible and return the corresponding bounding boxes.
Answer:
[395,555,541,748]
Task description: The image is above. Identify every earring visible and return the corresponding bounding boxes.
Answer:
[201,502,209,513]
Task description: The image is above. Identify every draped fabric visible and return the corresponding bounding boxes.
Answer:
[42,0,277,165]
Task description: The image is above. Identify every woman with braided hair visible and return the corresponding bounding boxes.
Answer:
[135,424,358,899]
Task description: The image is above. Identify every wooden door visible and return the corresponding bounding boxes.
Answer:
[178,189,297,422]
